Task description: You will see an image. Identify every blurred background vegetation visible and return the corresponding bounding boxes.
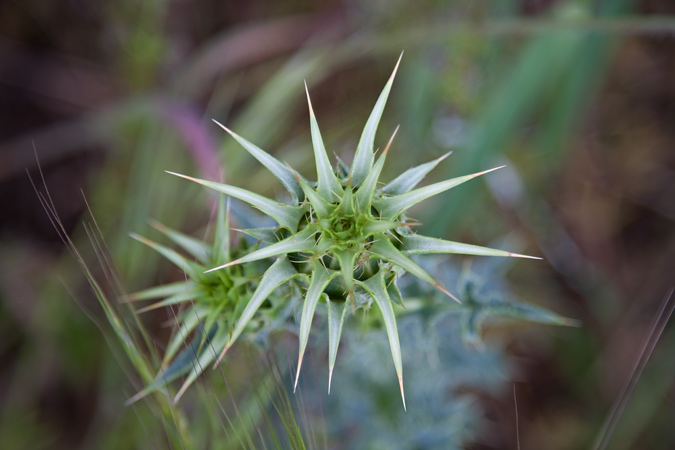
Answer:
[1,0,674,448]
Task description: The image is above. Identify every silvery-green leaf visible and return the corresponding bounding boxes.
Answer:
[373,166,504,219]
[350,53,402,187]
[356,270,406,410]
[150,220,211,264]
[294,262,340,392]
[401,234,542,259]
[166,171,306,231]
[326,298,349,394]
[481,301,579,327]
[305,83,343,203]
[130,233,203,279]
[382,151,451,195]
[369,236,458,302]
[206,225,318,273]
[212,119,304,201]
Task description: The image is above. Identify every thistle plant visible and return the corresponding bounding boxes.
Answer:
[166,54,541,409]
[127,196,295,403]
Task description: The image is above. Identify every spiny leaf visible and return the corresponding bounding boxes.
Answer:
[305,82,343,203]
[369,236,459,303]
[382,151,452,196]
[350,52,403,187]
[130,233,203,279]
[294,262,340,392]
[212,119,304,201]
[206,225,318,273]
[355,125,398,209]
[166,171,306,231]
[400,234,542,259]
[373,166,504,219]
[326,298,349,394]
[150,220,211,264]
[357,270,406,410]
[213,256,301,367]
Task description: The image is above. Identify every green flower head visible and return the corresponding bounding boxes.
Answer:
[168,53,539,409]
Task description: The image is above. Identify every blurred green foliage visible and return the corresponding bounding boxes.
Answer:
[1,0,675,449]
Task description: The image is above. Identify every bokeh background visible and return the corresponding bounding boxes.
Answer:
[1,0,674,449]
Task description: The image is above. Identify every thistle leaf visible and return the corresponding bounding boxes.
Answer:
[326,298,349,394]
[373,166,504,219]
[357,270,406,410]
[400,234,542,259]
[166,171,306,231]
[212,119,304,201]
[130,233,203,279]
[150,220,211,264]
[213,256,301,366]
[295,262,340,392]
[355,125,398,209]
[305,82,343,202]
[351,52,402,187]
[369,237,459,302]
[382,151,452,195]
[206,225,318,273]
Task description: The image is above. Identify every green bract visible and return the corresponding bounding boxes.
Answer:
[167,54,540,409]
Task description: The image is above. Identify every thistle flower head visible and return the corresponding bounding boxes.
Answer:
[167,53,540,409]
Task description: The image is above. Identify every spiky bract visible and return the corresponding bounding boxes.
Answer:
[167,54,540,408]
